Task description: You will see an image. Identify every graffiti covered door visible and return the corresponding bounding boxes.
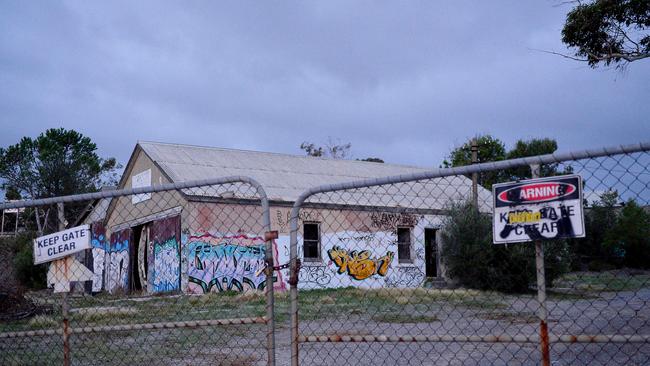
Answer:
[150,216,181,293]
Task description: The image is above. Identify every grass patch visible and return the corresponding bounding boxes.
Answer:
[2,287,507,332]
[554,270,650,292]
[295,287,507,320]
[372,313,439,323]
[546,290,594,301]
[27,315,59,329]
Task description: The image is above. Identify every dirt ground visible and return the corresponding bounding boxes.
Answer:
[1,271,649,365]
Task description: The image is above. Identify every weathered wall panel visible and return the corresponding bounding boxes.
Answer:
[107,228,131,294]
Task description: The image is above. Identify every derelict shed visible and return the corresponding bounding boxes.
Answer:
[80,141,492,295]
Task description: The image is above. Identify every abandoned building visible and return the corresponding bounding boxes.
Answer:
[77,141,492,295]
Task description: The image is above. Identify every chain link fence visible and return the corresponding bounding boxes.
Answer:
[1,142,649,365]
[0,177,277,366]
[287,142,650,366]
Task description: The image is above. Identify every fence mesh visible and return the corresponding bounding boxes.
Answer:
[0,181,275,366]
[1,145,649,366]
[290,149,650,366]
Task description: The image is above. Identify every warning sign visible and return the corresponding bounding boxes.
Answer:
[492,175,585,244]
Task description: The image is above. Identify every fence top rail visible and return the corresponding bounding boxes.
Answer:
[0,175,269,210]
[291,141,650,207]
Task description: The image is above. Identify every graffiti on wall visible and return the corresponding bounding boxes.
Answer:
[275,209,321,232]
[151,216,180,293]
[328,246,394,280]
[153,238,180,292]
[107,229,130,293]
[370,212,420,231]
[385,267,425,288]
[298,266,332,286]
[90,224,107,292]
[187,233,273,294]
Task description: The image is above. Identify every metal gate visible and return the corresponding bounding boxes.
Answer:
[0,176,277,366]
[287,142,650,365]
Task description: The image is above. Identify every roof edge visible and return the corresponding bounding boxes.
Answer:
[136,140,434,171]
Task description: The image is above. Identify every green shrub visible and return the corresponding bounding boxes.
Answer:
[573,191,620,269]
[6,232,47,289]
[441,202,570,293]
[604,200,650,269]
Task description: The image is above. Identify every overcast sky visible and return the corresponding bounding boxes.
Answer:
[1,1,648,169]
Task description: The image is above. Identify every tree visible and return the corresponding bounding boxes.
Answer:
[0,128,120,233]
[443,136,571,189]
[357,157,385,163]
[442,135,507,189]
[4,185,21,201]
[299,142,324,157]
[603,199,650,268]
[561,0,650,68]
[576,190,620,269]
[300,137,352,159]
[505,138,573,180]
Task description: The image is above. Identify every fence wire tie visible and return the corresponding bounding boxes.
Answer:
[256,260,293,276]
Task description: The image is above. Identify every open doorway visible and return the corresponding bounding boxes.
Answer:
[424,228,437,277]
[130,223,150,292]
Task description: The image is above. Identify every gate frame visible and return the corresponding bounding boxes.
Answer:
[0,176,277,366]
[287,142,650,366]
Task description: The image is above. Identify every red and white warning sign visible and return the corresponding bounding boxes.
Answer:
[492,174,585,244]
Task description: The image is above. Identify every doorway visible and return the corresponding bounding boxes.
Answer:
[424,228,437,277]
[130,223,150,292]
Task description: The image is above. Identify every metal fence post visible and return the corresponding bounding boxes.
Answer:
[471,137,478,208]
[260,198,276,366]
[530,164,551,366]
[289,204,301,366]
[57,202,71,366]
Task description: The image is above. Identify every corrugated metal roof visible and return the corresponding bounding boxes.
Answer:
[138,141,492,211]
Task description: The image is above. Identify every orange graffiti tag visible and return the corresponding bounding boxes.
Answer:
[328,246,394,280]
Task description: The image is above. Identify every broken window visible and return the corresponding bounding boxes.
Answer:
[397,227,412,263]
[303,222,320,261]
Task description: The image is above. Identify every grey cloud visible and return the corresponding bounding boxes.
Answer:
[0,1,648,169]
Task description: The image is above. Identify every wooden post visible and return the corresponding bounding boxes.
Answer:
[530,164,551,366]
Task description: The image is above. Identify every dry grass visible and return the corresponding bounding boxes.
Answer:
[27,315,58,329]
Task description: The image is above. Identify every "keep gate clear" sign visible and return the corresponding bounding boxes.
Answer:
[492,174,585,244]
[33,224,91,264]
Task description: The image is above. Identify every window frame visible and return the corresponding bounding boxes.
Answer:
[302,221,321,262]
[397,226,413,264]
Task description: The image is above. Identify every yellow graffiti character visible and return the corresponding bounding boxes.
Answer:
[327,246,394,280]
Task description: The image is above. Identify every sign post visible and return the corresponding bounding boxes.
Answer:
[492,171,585,366]
[32,203,95,366]
[57,203,71,366]
[530,165,551,366]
